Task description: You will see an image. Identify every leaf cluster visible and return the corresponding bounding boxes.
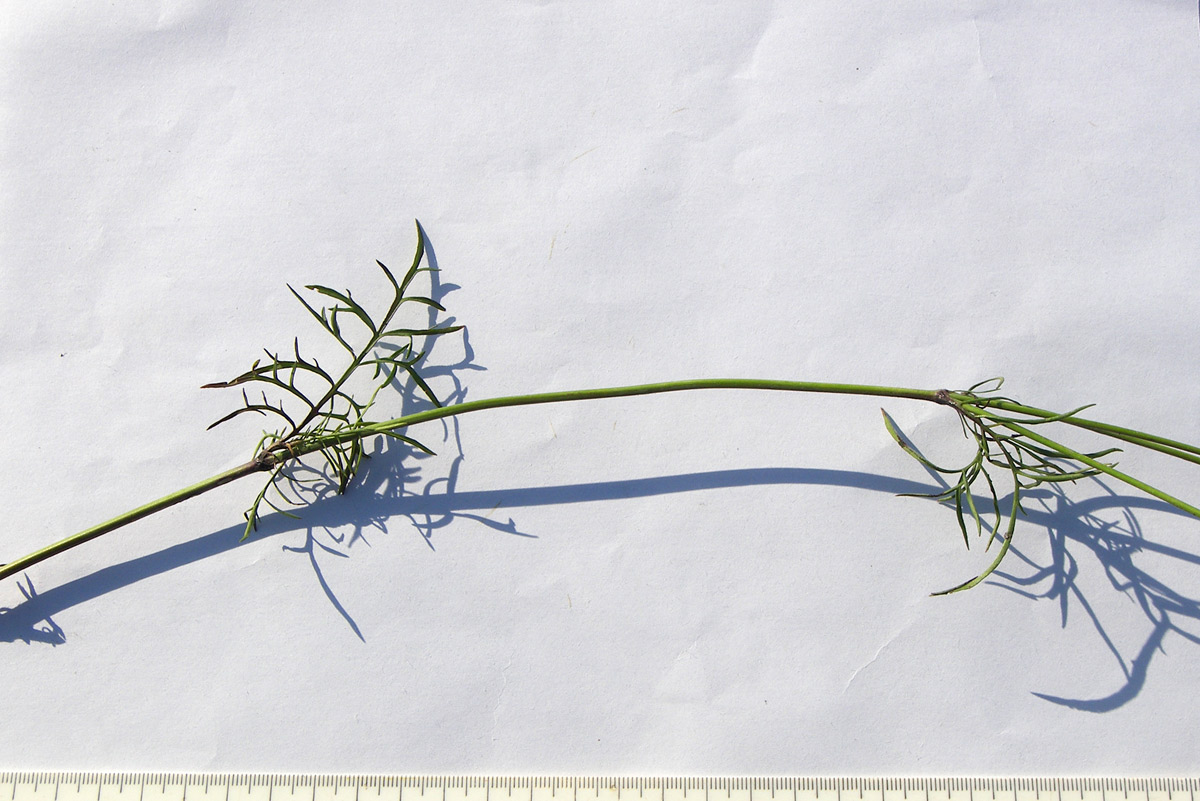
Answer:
[884,377,1120,595]
[202,224,461,540]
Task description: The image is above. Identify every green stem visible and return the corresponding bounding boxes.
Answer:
[0,460,261,583]
[0,380,939,583]
[299,379,945,455]
[3,378,1196,586]
[954,395,1200,464]
[991,418,1200,519]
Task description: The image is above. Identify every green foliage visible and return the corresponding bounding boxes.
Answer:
[202,223,461,540]
[4,223,1199,595]
[883,377,1200,594]
[882,379,1107,594]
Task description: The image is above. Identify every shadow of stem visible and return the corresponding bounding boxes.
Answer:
[3,448,1198,714]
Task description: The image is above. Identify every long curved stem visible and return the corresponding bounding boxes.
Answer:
[2,379,1196,586]
[0,380,940,583]
[300,379,945,454]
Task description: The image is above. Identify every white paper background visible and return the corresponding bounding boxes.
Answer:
[3,0,1200,774]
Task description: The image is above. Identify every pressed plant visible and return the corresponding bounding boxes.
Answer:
[4,223,1199,596]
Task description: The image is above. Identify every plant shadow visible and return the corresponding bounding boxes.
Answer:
[2,231,1198,710]
[0,462,933,647]
[992,483,1200,712]
[892,426,1200,710]
[3,433,1198,714]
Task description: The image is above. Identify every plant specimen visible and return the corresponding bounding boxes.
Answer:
[3,223,1198,596]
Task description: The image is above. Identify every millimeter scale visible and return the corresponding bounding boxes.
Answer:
[0,776,1195,801]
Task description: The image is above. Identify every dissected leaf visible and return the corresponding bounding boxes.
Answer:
[202,221,458,532]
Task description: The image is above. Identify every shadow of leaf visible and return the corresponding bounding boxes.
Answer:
[984,482,1200,711]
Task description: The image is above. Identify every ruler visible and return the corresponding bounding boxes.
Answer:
[0,777,1197,801]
